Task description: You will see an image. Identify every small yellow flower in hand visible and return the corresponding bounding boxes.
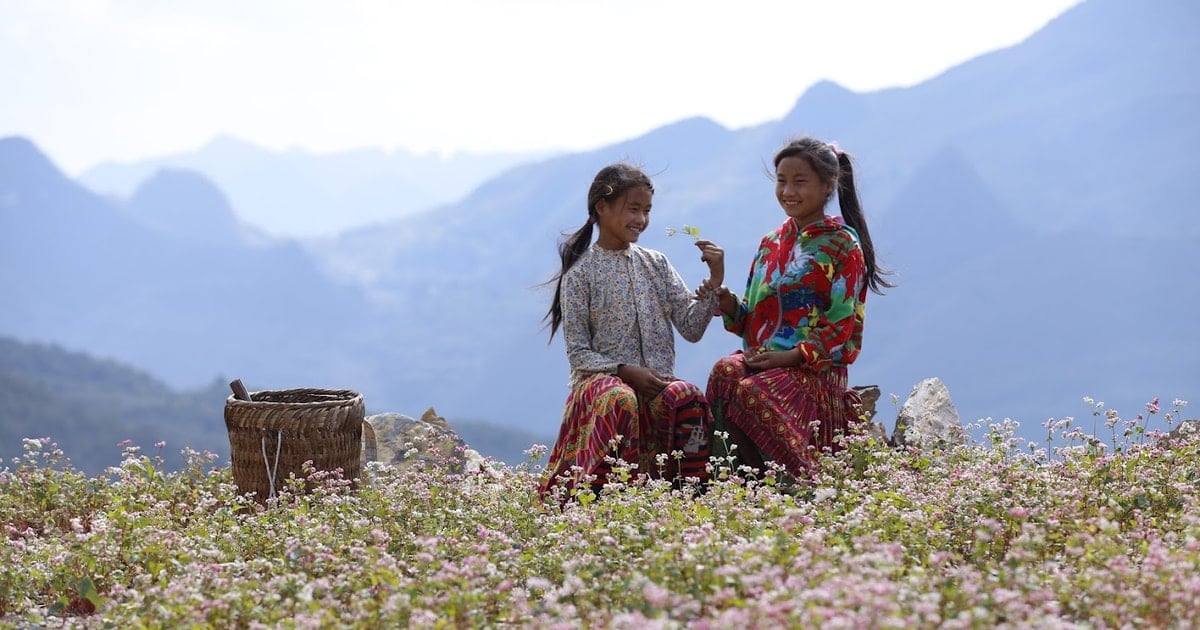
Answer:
[665,225,703,241]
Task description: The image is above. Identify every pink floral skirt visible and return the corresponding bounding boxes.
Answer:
[706,352,862,478]
[540,374,712,499]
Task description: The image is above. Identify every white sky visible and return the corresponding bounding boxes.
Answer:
[1,0,1080,175]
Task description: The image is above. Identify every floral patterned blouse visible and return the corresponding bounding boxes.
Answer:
[723,215,867,371]
[561,243,717,385]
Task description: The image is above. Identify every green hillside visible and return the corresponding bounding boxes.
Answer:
[0,337,230,474]
[0,337,550,474]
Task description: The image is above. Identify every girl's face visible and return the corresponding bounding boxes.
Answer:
[594,185,653,249]
[775,156,833,226]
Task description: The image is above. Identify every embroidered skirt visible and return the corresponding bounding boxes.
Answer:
[706,352,862,478]
[539,374,712,499]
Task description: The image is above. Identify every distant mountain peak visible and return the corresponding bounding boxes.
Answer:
[130,168,234,209]
[886,146,1020,237]
[0,134,40,155]
[779,80,866,140]
[0,135,73,192]
[125,168,251,245]
[635,116,727,143]
[199,134,271,156]
[800,79,857,101]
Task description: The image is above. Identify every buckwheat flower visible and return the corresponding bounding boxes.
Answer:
[814,487,838,503]
[665,225,702,240]
[643,582,671,608]
[1147,398,1160,414]
[409,610,438,625]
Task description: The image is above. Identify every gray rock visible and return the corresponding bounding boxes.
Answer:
[1158,419,1200,448]
[361,407,476,473]
[890,378,964,448]
[852,384,888,443]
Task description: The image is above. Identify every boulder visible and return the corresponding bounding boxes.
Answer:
[890,377,965,449]
[1158,419,1200,448]
[361,407,486,473]
[852,384,889,443]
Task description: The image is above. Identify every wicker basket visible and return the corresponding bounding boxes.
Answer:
[224,388,365,500]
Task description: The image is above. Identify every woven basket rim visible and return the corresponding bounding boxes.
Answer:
[225,388,362,410]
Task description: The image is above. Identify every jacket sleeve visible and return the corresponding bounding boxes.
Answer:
[722,246,761,338]
[662,256,717,343]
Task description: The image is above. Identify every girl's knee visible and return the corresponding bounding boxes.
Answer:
[711,353,746,377]
[664,379,703,400]
[605,382,639,413]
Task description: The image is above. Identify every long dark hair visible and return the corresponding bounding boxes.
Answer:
[774,137,894,294]
[543,163,655,340]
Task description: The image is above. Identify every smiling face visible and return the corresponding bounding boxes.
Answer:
[594,185,653,250]
[775,155,834,227]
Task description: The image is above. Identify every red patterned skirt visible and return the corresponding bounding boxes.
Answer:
[539,374,712,499]
[706,352,862,478]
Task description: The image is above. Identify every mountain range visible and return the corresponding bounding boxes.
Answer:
[1,0,1197,469]
[79,135,557,238]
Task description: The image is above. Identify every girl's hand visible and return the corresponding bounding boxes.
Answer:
[617,364,671,398]
[715,286,738,317]
[694,239,724,287]
[743,347,800,372]
[695,277,720,299]
[696,281,737,317]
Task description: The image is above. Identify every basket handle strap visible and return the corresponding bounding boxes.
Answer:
[362,419,377,463]
[261,430,282,500]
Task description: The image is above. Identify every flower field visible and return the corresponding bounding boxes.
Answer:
[2,400,1198,628]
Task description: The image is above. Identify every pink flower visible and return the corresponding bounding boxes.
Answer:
[643,582,671,608]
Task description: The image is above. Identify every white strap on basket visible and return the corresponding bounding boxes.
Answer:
[260,430,282,500]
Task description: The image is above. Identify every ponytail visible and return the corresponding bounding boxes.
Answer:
[543,220,595,340]
[832,151,894,294]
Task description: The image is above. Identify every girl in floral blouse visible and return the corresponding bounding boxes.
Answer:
[540,163,725,500]
[707,137,892,480]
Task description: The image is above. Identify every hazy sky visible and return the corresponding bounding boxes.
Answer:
[2,0,1080,175]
